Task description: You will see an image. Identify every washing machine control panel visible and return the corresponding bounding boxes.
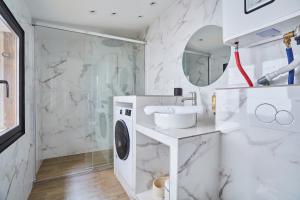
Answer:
[119,108,132,116]
[125,109,131,116]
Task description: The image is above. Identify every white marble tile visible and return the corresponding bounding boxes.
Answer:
[136,133,170,194]
[216,86,300,200]
[144,0,300,120]
[144,2,300,197]
[35,27,145,159]
[0,0,35,200]
[135,119,220,200]
[178,133,220,200]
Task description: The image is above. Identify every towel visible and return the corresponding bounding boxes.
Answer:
[144,106,204,115]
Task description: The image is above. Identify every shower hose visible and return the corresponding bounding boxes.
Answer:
[234,49,254,87]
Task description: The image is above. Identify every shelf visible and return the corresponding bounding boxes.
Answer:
[136,190,162,200]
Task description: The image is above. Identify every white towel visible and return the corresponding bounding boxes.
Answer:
[144,106,204,115]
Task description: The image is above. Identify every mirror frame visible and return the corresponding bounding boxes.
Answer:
[0,0,25,153]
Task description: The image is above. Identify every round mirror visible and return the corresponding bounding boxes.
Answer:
[182,25,231,87]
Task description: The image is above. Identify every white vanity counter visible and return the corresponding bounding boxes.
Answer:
[136,119,220,200]
[137,119,217,140]
[114,96,221,200]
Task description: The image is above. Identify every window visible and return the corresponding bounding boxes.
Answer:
[0,1,24,153]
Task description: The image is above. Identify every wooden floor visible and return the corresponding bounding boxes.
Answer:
[29,169,129,200]
[37,150,113,181]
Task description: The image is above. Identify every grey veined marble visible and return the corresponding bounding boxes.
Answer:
[216,86,300,200]
[0,0,35,199]
[35,27,145,159]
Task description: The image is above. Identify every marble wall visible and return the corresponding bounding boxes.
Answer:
[143,0,300,199]
[136,133,170,193]
[178,133,220,200]
[216,86,300,200]
[0,0,35,200]
[0,33,4,129]
[35,27,145,159]
[143,0,300,115]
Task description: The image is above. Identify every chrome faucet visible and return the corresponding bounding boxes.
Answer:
[181,92,197,106]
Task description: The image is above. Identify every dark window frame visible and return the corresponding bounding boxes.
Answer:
[0,0,25,153]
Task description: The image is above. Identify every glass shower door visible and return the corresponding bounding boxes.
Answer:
[35,26,145,180]
[87,36,145,169]
[91,53,117,168]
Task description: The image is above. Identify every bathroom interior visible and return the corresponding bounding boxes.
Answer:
[0,0,300,199]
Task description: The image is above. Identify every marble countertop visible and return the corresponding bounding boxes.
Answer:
[136,119,219,140]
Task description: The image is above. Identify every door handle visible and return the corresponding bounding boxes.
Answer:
[0,80,9,98]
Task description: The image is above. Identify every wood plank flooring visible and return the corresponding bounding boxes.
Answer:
[29,169,129,200]
[36,150,113,181]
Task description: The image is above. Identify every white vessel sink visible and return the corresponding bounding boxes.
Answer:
[154,113,197,129]
[144,105,203,129]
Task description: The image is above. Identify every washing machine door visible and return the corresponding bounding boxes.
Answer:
[115,120,130,160]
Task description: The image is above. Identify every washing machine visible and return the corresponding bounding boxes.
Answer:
[114,106,134,191]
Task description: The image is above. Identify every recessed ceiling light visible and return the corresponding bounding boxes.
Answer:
[111,12,117,16]
[150,1,157,6]
[89,10,96,14]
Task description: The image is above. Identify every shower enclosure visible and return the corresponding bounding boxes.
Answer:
[182,51,210,86]
[34,26,145,180]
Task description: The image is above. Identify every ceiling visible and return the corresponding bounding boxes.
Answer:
[186,25,227,54]
[25,0,177,39]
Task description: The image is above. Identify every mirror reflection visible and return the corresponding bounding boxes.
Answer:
[182,25,231,87]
